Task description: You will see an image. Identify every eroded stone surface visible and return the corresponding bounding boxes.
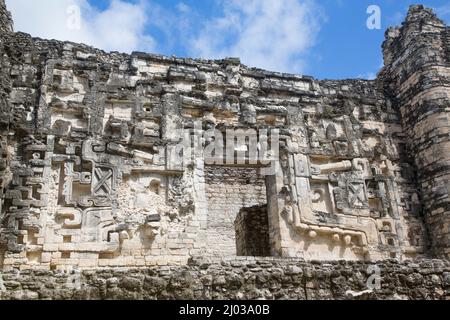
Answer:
[380,5,450,259]
[0,1,449,276]
[0,257,449,300]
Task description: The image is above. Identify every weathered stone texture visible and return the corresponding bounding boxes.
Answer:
[380,5,450,259]
[0,0,12,34]
[0,257,448,300]
[0,0,448,278]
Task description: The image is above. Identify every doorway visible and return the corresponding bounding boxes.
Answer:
[235,204,271,257]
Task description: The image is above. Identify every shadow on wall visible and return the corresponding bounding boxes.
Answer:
[235,204,271,257]
[0,247,5,269]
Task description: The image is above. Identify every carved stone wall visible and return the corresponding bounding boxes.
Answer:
[0,2,448,272]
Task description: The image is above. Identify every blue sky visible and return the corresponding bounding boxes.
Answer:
[6,0,450,80]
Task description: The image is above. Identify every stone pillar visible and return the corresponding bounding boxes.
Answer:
[380,5,450,258]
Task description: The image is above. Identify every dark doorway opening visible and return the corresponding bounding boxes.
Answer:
[235,204,271,257]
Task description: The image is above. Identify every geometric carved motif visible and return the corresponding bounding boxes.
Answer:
[347,180,367,208]
[92,167,113,196]
[332,173,370,213]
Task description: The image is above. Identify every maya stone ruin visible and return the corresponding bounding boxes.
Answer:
[0,1,449,273]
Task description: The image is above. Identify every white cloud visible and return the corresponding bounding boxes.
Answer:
[357,72,376,80]
[5,0,325,73]
[190,0,325,74]
[6,0,155,53]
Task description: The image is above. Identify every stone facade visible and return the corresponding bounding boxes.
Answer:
[0,0,449,276]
